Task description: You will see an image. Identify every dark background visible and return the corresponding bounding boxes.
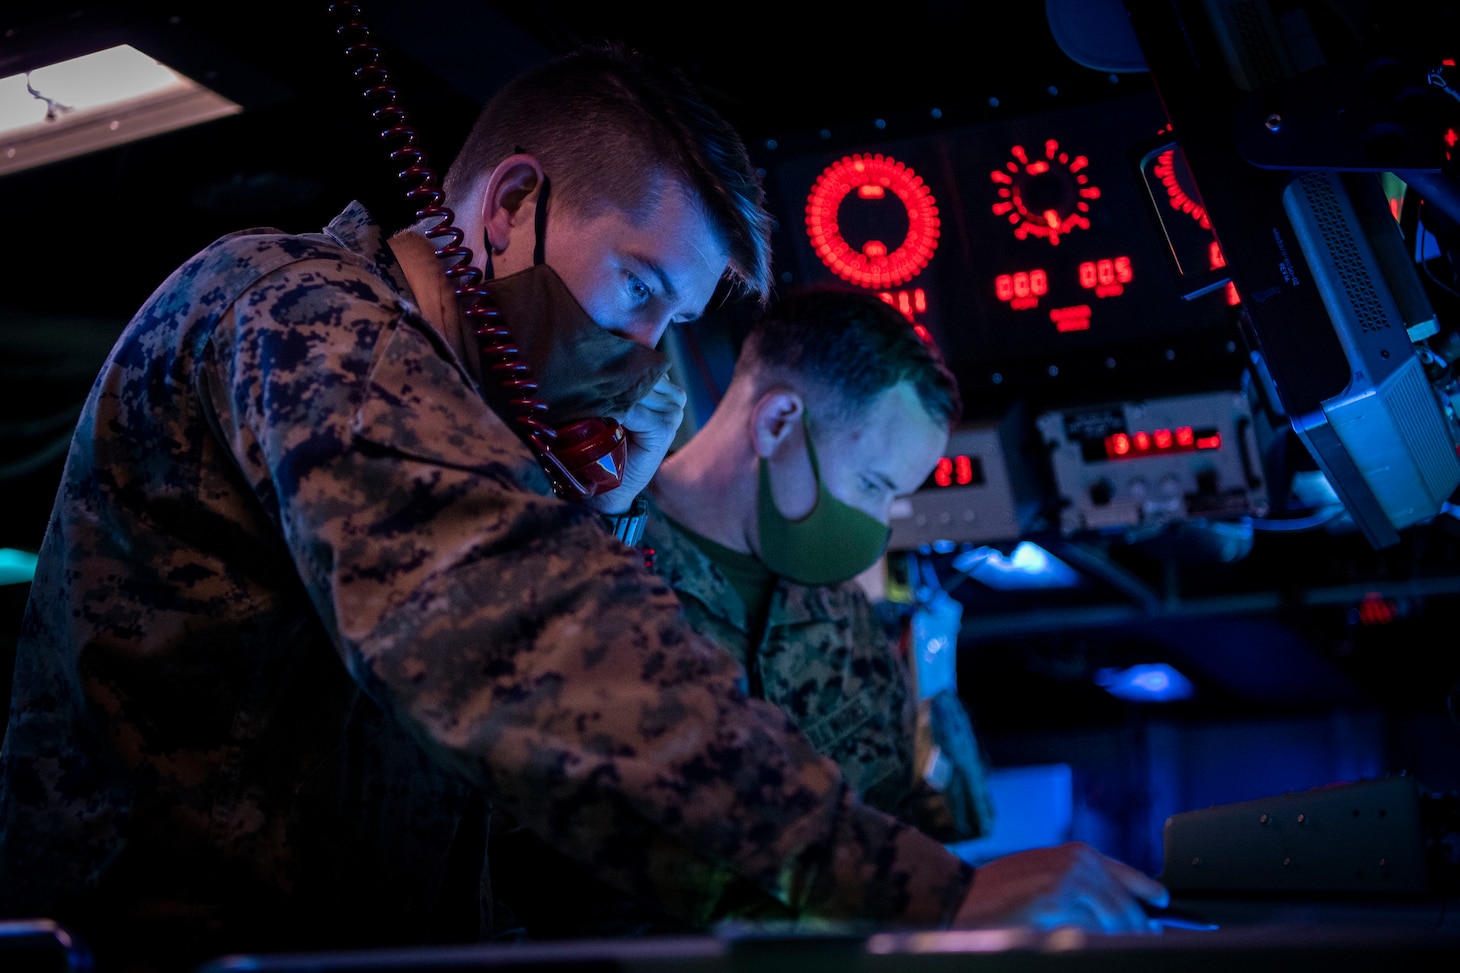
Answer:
[2,0,1458,875]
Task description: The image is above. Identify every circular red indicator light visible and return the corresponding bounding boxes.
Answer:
[990,139,1100,245]
[806,153,940,288]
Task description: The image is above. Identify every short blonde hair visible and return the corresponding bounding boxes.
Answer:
[444,42,773,303]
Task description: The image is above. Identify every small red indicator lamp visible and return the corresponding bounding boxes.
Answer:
[806,154,940,288]
[1354,592,1398,626]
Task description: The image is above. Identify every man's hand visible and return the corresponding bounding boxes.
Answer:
[584,373,687,514]
[953,842,1169,935]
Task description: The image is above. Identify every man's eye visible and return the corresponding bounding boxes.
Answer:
[625,273,650,305]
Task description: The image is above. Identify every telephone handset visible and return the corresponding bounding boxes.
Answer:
[332,2,628,499]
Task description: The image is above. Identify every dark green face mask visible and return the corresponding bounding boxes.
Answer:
[755,412,890,586]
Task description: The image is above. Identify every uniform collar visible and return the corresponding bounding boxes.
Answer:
[322,201,412,298]
[642,492,853,629]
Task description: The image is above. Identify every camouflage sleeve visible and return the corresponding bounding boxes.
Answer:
[201,260,974,927]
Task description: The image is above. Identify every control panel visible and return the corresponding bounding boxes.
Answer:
[1037,389,1267,536]
[888,405,1045,550]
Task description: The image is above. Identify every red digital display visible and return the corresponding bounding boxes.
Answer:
[878,287,929,319]
[992,256,1132,313]
[1104,425,1220,460]
[805,154,940,288]
[994,269,1048,309]
[875,289,937,347]
[1078,256,1132,297]
[932,454,980,487]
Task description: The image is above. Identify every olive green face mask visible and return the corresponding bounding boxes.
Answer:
[755,412,891,586]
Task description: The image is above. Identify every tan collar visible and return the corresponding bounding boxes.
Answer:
[386,229,480,383]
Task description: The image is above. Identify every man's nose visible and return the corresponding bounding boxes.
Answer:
[617,316,670,349]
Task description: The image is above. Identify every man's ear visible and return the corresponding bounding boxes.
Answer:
[749,389,804,459]
[480,153,544,255]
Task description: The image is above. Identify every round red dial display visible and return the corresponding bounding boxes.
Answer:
[805,153,940,288]
[990,139,1100,245]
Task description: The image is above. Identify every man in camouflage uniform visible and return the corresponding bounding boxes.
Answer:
[643,289,996,845]
[489,289,999,939]
[0,39,1167,973]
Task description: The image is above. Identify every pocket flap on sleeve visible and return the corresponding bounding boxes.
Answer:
[351,316,547,494]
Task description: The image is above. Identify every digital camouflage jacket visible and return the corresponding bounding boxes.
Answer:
[0,204,974,970]
[640,500,991,844]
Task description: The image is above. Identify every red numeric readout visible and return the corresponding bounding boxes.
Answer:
[994,269,1047,309]
[1078,256,1132,297]
[878,287,928,319]
[995,256,1132,312]
[875,288,936,346]
[933,455,978,488]
[1104,426,1221,460]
